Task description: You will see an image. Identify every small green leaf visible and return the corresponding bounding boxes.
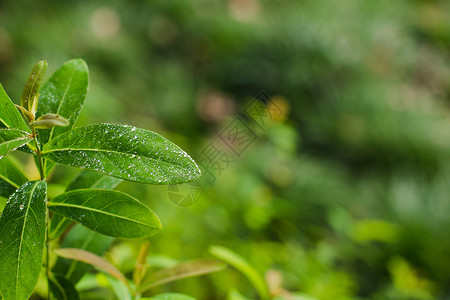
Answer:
[0,181,47,300]
[0,84,30,132]
[50,170,122,239]
[209,246,270,300]
[21,60,48,117]
[48,189,162,238]
[31,113,70,129]
[42,123,201,184]
[52,224,113,284]
[139,260,226,293]
[105,275,133,300]
[148,293,196,300]
[48,274,80,300]
[0,129,33,158]
[54,248,129,288]
[37,59,89,145]
[0,157,28,199]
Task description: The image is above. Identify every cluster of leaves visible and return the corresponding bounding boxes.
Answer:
[0,59,215,300]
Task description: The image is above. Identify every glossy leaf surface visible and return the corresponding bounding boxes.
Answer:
[0,157,28,199]
[0,84,30,132]
[0,181,47,300]
[52,224,113,284]
[41,123,201,184]
[139,260,226,293]
[37,59,89,145]
[48,189,162,238]
[209,246,270,300]
[0,129,32,158]
[50,170,122,239]
[54,248,129,288]
[48,274,80,300]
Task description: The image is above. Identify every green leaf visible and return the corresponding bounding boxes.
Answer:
[139,260,226,293]
[37,59,89,145]
[52,224,113,284]
[41,123,201,184]
[0,157,28,199]
[48,274,80,300]
[0,84,30,132]
[31,113,70,129]
[148,293,197,300]
[49,169,122,239]
[54,248,129,288]
[105,275,132,300]
[21,60,47,116]
[0,129,33,158]
[0,181,47,300]
[209,246,270,300]
[48,189,162,238]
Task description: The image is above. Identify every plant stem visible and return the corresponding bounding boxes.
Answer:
[32,129,52,299]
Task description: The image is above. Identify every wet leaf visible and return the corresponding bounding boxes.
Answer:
[0,157,28,199]
[52,224,113,284]
[48,189,162,238]
[41,123,201,184]
[21,60,47,116]
[0,129,33,158]
[37,59,89,145]
[48,274,80,300]
[0,181,47,300]
[139,260,226,293]
[50,170,122,239]
[31,113,70,129]
[209,246,270,300]
[0,84,30,132]
[54,248,129,288]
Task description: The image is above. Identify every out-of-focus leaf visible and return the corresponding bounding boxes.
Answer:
[0,84,30,132]
[139,259,226,293]
[52,224,113,284]
[48,274,80,300]
[54,248,129,288]
[48,189,162,238]
[209,246,270,300]
[105,275,132,300]
[0,129,32,158]
[49,170,122,239]
[0,181,47,300]
[41,123,201,184]
[21,60,47,116]
[146,293,196,300]
[133,241,150,288]
[0,157,28,199]
[37,59,88,145]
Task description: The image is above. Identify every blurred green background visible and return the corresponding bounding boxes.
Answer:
[1,0,450,299]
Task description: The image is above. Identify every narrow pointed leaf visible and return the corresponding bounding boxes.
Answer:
[0,157,28,199]
[48,189,162,238]
[139,260,226,293]
[21,60,47,114]
[52,224,113,284]
[209,246,270,300]
[41,123,201,184]
[31,113,70,129]
[0,84,30,132]
[0,181,47,300]
[37,59,89,145]
[50,170,122,239]
[48,275,80,300]
[54,248,129,288]
[0,129,33,158]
